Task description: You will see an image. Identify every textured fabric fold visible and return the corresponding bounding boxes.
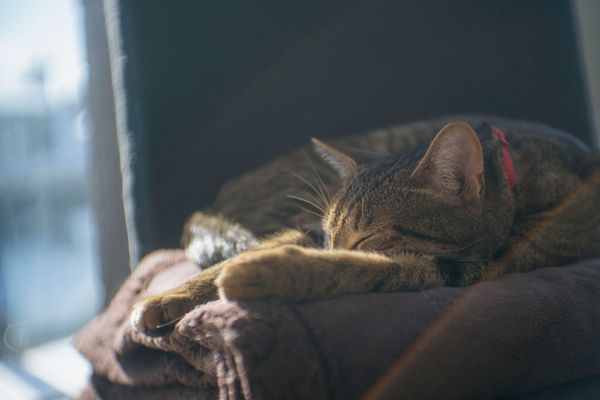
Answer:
[75,250,600,399]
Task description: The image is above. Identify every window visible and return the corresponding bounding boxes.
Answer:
[0,0,102,360]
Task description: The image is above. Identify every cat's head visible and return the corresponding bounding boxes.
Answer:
[313,122,511,261]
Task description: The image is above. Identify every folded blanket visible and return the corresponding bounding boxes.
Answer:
[75,250,600,399]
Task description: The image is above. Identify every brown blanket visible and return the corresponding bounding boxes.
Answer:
[75,250,600,399]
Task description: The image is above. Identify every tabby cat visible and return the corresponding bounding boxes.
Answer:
[131,119,600,334]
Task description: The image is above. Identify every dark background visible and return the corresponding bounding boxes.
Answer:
[114,0,592,256]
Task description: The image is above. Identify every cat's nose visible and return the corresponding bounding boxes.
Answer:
[322,234,332,250]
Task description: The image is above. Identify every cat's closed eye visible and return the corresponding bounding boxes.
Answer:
[351,234,375,250]
[353,233,399,252]
[393,225,454,246]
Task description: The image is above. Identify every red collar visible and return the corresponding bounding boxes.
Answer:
[491,126,516,192]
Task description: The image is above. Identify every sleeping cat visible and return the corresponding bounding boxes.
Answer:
[131,119,600,334]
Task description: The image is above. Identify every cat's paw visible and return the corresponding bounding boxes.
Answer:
[130,293,194,335]
[216,245,305,301]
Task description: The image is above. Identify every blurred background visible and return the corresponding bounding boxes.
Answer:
[0,0,100,350]
[0,0,100,398]
[0,0,598,398]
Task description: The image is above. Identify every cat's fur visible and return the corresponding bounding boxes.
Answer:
[131,118,600,334]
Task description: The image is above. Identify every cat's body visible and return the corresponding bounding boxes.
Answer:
[131,117,600,334]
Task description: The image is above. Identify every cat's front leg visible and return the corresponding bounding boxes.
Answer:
[217,246,446,302]
[130,229,317,334]
[130,264,223,334]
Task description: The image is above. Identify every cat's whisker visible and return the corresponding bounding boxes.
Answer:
[285,169,329,210]
[296,204,324,219]
[312,174,331,208]
[286,194,327,212]
[302,149,332,204]
[298,189,327,212]
[306,173,330,209]
[286,194,327,214]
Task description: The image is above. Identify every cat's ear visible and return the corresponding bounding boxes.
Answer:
[312,138,358,180]
[411,122,484,202]
[312,138,385,181]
